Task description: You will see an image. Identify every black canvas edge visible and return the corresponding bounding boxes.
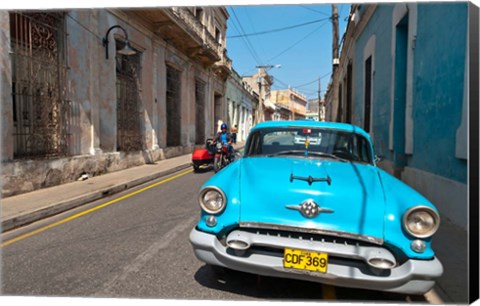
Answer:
[469,2,480,304]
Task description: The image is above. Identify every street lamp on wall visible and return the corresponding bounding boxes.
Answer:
[102,25,136,60]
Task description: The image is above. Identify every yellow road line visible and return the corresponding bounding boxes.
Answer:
[1,168,194,248]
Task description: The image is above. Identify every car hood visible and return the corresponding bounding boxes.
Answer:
[238,157,386,241]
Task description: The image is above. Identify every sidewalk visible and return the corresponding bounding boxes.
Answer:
[1,142,245,232]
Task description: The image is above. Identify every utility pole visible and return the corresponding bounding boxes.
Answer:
[257,74,263,123]
[331,4,340,122]
[255,64,281,123]
[317,77,321,121]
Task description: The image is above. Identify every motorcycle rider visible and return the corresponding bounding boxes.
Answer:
[213,123,235,161]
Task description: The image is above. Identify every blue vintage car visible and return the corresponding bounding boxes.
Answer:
[189,120,443,295]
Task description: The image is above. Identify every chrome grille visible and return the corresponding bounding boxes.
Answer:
[242,227,379,249]
[239,222,384,245]
[232,227,407,266]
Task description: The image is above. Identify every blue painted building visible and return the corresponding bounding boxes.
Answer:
[326,3,470,228]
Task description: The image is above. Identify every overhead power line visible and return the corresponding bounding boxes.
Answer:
[228,17,330,39]
[292,78,322,88]
[273,77,290,88]
[243,6,268,62]
[272,71,331,95]
[229,7,263,65]
[294,71,331,88]
[266,20,329,63]
[299,5,331,17]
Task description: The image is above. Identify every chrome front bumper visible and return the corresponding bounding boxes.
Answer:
[189,227,443,295]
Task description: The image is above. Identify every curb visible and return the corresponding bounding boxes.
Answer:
[2,162,192,232]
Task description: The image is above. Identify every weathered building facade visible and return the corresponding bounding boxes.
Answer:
[270,88,307,120]
[306,98,324,121]
[325,3,471,228]
[225,69,257,142]
[242,69,275,123]
[1,7,230,197]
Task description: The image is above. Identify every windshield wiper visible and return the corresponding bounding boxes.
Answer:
[267,150,307,157]
[267,150,348,162]
[309,152,349,162]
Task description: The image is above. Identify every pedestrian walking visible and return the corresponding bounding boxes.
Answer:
[231,125,238,144]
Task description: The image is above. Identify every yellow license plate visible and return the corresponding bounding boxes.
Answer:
[283,248,328,273]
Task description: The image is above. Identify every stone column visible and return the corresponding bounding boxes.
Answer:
[98,12,119,152]
[0,11,13,161]
[67,11,103,155]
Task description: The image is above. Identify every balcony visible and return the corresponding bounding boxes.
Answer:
[131,7,224,67]
[291,106,307,117]
[213,49,232,80]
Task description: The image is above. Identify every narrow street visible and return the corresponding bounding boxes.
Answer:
[1,168,432,302]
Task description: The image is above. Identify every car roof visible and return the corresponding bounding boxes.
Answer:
[251,120,371,139]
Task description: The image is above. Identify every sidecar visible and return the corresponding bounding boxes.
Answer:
[192,139,215,172]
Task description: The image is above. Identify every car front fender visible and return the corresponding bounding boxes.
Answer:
[378,169,439,259]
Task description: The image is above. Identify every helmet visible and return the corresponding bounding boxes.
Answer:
[221,123,228,130]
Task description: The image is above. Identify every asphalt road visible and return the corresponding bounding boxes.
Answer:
[1,168,430,302]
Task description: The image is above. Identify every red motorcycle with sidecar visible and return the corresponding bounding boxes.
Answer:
[191,138,233,172]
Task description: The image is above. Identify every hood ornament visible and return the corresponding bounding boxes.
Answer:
[286,199,334,218]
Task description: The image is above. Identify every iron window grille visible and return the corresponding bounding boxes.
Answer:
[10,12,70,159]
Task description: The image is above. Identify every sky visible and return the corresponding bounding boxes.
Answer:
[225,4,350,100]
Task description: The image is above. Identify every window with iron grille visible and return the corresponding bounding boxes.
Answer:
[195,80,206,144]
[116,41,143,152]
[166,66,181,147]
[10,12,70,158]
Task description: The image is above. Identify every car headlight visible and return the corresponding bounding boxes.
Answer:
[403,206,440,238]
[199,187,226,214]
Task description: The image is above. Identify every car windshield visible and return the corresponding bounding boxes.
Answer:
[244,127,373,164]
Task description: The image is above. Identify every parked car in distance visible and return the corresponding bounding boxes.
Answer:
[293,133,321,145]
[189,120,443,295]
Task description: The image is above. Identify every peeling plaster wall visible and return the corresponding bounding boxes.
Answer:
[409,3,468,183]
[1,9,227,197]
[0,11,13,162]
[351,3,468,226]
[225,72,255,142]
[156,41,167,149]
[187,63,196,145]
[1,152,148,197]
[67,11,98,156]
[141,34,155,151]
[195,68,211,142]
[99,10,120,153]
